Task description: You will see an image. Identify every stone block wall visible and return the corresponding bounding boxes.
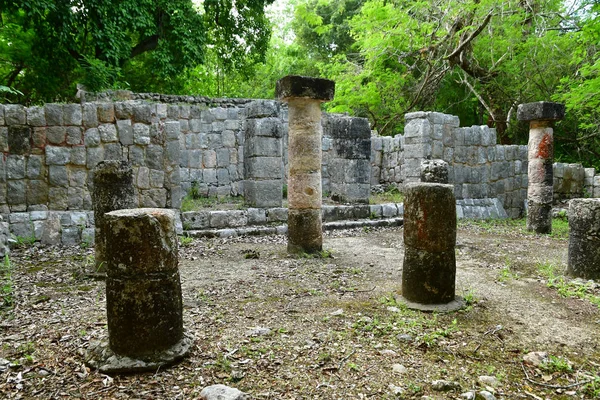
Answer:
[370,134,403,186]
[322,114,372,203]
[554,163,600,200]
[372,111,528,218]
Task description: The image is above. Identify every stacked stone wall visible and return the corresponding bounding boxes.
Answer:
[372,112,528,218]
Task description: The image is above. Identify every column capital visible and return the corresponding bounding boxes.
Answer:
[517,101,565,122]
[276,75,335,102]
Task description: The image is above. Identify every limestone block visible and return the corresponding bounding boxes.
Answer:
[97,103,115,123]
[330,183,370,204]
[115,101,135,119]
[181,211,210,229]
[244,180,283,208]
[26,180,48,205]
[166,140,180,165]
[45,126,66,145]
[84,128,101,147]
[217,168,230,185]
[27,106,46,126]
[98,123,118,143]
[245,157,282,180]
[210,210,248,228]
[63,104,82,126]
[246,208,267,225]
[131,104,153,124]
[82,103,98,128]
[0,104,3,125]
[7,180,25,206]
[139,188,167,208]
[165,121,181,140]
[133,123,151,145]
[246,100,279,119]
[144,145,163,170]
[4,104,26,125]
[245,118,282,138]
[404,118,432,139]
[116,120,133,145]
[6,155,25,180]
[7,125,31,155]
[48,187,68,210]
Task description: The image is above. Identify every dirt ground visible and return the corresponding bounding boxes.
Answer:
[1,222,600,399]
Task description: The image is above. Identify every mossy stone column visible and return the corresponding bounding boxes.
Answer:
[402,183,457,306]
[276,75,335,254]
[92,161,135,273]
[517,102,565,234]
[567,199,600,279]
[85,208,192,373]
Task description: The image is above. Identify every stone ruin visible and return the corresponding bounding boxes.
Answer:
[0,92,597,248]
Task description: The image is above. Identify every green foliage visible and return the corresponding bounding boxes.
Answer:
[0,0,273,102]
[537,260,600,308]
[370,185,404,204]
[179,235,194,247]
[0,255,13,310]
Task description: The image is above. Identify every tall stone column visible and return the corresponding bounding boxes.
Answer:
[85,208,192,373]
[276,75,335,254]
[401,183,462,311]
[92,161,136,273]
[517,102,564,234]
[567,199,600,279]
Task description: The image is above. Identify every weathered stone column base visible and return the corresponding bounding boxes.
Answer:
[85,333,193,374]
[401,246,456,304]
[526,200,552,234]
[398,296,465,313]
[287,209,322,254]
[567,198,600,279]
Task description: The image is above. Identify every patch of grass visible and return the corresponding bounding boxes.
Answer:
[370,185,404,204]
[541,355,572,373]
[461,217,569,239]
[13,234,36,248]
[1,255,14,310]
[179,235,194,247]
[537,261,600,308]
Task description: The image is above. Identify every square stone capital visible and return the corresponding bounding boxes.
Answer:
[517,102,565,122]
[276,75,335,102]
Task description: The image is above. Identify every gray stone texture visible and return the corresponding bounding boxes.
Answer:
[567,199,600,279]
[93,161,136,272]
[517,102,565,122]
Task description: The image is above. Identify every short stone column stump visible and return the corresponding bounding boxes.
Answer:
[400,183,464,312]
[567,198,600,280]
[85,208,192,373]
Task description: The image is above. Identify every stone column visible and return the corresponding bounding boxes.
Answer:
[276,75,335,254]
[402,183,462,310]
[567,199,600,279]
[517,102,565,234]
[92,161,136,273]
[85,208,192,373]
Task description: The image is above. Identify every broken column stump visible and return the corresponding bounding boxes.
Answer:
[401,183,463,311]
[92,161,135,274]
[85,208,192,373]
[567,199,600,280]
[517,102,565,234]
[420,159,449,184]
[276,75,335,254]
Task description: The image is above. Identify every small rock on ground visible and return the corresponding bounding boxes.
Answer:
[431,379,461,391]
[200,384,247,400]
[523,351,548,367]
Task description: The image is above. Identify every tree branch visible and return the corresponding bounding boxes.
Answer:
[445,10,493,61]
[130,35,159,59]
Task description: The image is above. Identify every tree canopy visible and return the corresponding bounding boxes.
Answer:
[0,0,273,101]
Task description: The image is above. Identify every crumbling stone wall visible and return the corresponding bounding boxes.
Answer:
[553,162,600,200]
